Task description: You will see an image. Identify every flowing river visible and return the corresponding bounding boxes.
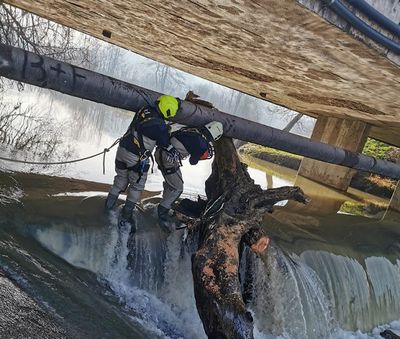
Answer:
[1,88,399,338]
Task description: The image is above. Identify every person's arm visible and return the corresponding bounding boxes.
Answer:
[176,133,208,165]
[141,120,181,163]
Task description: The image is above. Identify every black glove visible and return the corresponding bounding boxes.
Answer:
[189,156,199,165]
[164,145,181,164]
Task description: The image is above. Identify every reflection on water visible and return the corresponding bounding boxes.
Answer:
[242,154,393,219]
[0,77,394,221]
[0,87,217,196]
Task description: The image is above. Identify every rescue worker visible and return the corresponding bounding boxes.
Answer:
[105,95,181,222]
[155,121,223,226]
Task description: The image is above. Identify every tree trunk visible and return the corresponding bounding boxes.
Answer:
[176,137,309,339]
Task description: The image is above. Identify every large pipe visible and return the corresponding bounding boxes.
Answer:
[323,0,400,54]
[345,0,400,38]
[0,43,399,179]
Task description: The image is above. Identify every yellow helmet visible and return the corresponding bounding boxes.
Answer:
[156,95,180,119]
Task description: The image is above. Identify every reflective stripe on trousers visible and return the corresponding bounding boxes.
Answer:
[155,148,184,209]
[109,146,148,203]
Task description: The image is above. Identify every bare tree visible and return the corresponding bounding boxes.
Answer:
[0,102,73,162]
[92,44,126,77]
[283,113,304,132]
[0,3,94,90]
[142,62,186,93]
[0,3,92,62]
[0,3,97,164]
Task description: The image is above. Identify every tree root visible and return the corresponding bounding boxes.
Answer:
[174,137,309,338]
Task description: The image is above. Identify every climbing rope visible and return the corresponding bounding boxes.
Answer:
[0,138,120,174]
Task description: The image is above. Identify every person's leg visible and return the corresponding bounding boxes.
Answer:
[155,147,183,222]
[121,170,148,221]
[105,150,129,209]
[158,169,183,221]
[105,169,128,210]
[109,147,141,218]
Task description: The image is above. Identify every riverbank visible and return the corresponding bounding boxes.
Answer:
[238,143,397,199]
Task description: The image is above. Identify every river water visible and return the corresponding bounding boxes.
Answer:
[1,87,400,338]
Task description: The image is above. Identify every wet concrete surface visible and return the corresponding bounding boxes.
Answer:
[0,270,68,339]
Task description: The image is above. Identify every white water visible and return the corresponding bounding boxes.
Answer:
[31,205,205,338]
[28,201,400,339]
[301,251,400,333]
[251,245,335,338]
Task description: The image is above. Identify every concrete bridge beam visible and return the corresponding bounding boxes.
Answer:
[298,116,370,190]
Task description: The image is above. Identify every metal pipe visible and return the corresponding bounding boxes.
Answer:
[0,43,399,179]
[345,0,400,38]
[324,0,400,54]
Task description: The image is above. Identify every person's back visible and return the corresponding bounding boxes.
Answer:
[171,130,210,165]
[120,104,170,154]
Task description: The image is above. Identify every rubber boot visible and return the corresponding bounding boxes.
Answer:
[105,193,118,210]
[120,200,135,223]
[157,204,170,221]
[157,204,174,231]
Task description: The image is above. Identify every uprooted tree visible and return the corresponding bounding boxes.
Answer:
[174,136,309,338]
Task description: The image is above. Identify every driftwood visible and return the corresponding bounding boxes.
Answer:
[175,137,309,338]
[185,90,214,108]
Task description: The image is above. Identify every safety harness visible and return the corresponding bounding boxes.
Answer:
[157,160,180,175]
[156,147,182,176]
[157,127,214,176]
[118,107,158,183]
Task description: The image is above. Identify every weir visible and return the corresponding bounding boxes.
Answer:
[0,43,399,181]
[2,184,398,338]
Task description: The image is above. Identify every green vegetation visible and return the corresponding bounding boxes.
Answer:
[362,138,394,160]
[340,201,365,216]
[242,138,399,162]
[340,200,387,217]
[239,143,302,159]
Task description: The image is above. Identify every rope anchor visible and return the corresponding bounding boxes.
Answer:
[0,138,120,175]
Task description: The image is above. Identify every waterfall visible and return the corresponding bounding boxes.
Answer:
[301,251,400,332]
[21,196,400,338]
[29,203,206,338]
[250,245,335,339]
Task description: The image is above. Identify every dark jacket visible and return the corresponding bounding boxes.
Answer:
[120,105,170,154]
[173,130,209,165]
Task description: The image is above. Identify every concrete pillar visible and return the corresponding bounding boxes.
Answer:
[298,116,370,190]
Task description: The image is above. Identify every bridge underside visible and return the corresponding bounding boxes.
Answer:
[3,0,400,147]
